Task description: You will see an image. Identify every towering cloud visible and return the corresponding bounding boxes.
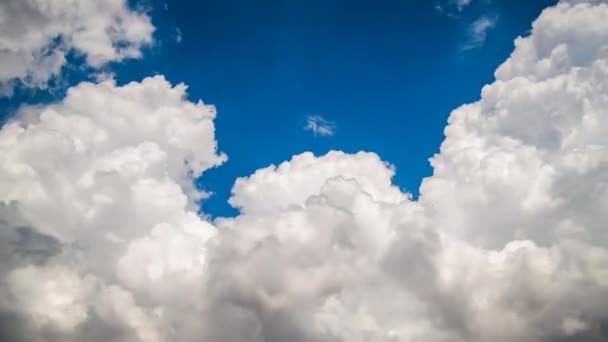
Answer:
[0,0,154,95]
[1,0,608,341]
[0,76,225,341]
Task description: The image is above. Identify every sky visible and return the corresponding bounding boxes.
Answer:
[1,0,555,217]
[3,1,608,342]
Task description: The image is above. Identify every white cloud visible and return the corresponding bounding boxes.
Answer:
[229,151,407,215]
[1,1,608,341]
[496,0,608,81]
[0,0,154,96]
[304,115,335,136]
[435,0,476,16]
[0,75,225,341]
[462,15,498,50]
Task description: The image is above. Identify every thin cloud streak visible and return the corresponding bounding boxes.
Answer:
[304,115,335,137]
[461,15,498,50]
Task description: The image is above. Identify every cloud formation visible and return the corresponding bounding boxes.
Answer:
[304,115,335,136]
[454,0,474,11]
[461,15,498,50]
[1,1,608,341]
[434,0,476,17]
[0,0,154,96]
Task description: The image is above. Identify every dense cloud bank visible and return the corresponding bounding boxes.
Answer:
[1,0,608,341]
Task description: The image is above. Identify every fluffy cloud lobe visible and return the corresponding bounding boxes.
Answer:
[0,0,154,95]
[1,1,608,341]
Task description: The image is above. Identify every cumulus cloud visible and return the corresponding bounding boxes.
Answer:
[0,76,225,341]
[0,0,154,96]
[304,115,335,137]
[1,0,608,342]
[461,15,498,50]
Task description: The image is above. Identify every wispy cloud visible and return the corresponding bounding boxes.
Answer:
[454,0,474,11]
[461,15,497,50]
[176,27,183,44]
[93,71,115,82]
[435,0,475,17]
[304,115,335,137]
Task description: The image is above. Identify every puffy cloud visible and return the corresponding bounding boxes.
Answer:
[0,0,154,95]
[1,0,608,342]
[495,0,608,81]
[0,76,224,341]
[229,151,407,215]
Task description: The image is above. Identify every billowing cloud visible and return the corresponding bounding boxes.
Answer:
[496,0,608,81]
[0,0,154,96]
[1,1,608,342]
[304,115,335,136]
[0,76,225,341]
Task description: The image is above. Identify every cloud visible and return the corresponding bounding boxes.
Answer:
[454,0,474,11]
[176,28,183,44]
[1,1,608,342]
[229,151,407,215]
[461,15,498,50]
[304,115,335,136]
[496,0,608,81]
[0,75,226,341]
[0,0,154,96]
[435,0,476,17]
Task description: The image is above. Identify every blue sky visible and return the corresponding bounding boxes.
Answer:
[1,0,555,218]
